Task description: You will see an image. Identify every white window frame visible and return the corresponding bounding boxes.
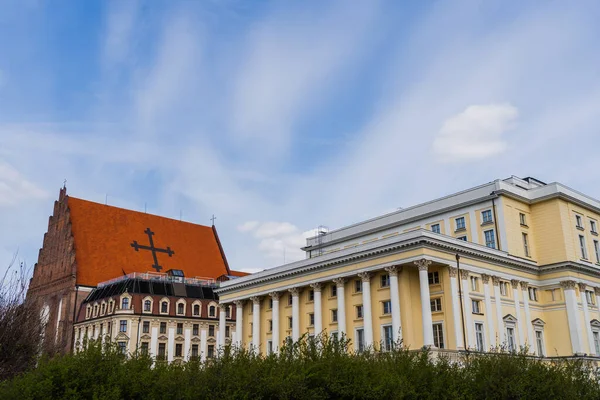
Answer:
[470,276,478,291]
[532,318,546,357]
[431,223,441,234]
[192,300,202,317]
[160,298,170,315]
[355,327,365,353]
[455,217,466,231]
[380,274,390,288]
[591,220,598,234]
[528,287,538,302]
[267,340,273,355]
[579,235,588,259]
[356,305,364,319]
[474,321,485,352]
[457,235,467,241]
[484,229,496,249]
[591,321,600,355]
[381,324,394,351]
[176,299,186,316]
[382,300,392,315]
[576,214,583,229]
[428,271,440,285]
[471,299,481,314]
[430,298,442,312]
[482,210,493,224]
[504,315,518,352]
[594,240,600,263]
[432,322,445,349]
[142,297,153,314]
[500,281,508,296]
[522,233,530,257]
[519,213,527,226]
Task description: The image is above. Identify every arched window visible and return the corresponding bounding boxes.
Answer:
[121,297,129,310]
[177,303,184,315]
[161,301,168,313]
[144,300,151,312]
[209,305,216,317]
[193,304,200,316]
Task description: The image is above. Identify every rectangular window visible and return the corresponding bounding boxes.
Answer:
[470,276,479,291]
[472,300,481,314]
[484,230,496,249]
[288,294,293,306]
[330,331,339,341]
[158,343,166,358]
[535,330,544,357]
[482,210,493,224]
[433,323,444,349]
[356,305,363,319]
[119,320,127,332]
[331,309,338,323]
[506,327,516,352]
[141,342,149,355]
[207,345,215,358]
[177,323,183,335]
[592,220,598,234]
[500,281,508,296]
[356,328,365,352]
[382,325,393,351]
[382,300,392,315]
[576,214,583,229]
[308,290,314,302]
[268,319,273,332]
[267,340,273,355]
[309,313,315,326]
[380,274,390,288]
[175,343,182,357]
[354,279,362,293]
[579,235,587,259]
[193,324,199,336]
[191,344,199,358]
[430,298,442,312]
[428,271,440,285]
[142,321,150,333]
[288,317,293,329]
[160,322,167,334]
[268,298,273,309]
[519,213,527,226]
[331,285,337,298]
[586,290,595,306]
[431,224,441,234]
[528,287,538,302]
[118,341,127,354]
[595,240,600,263]
[457,236,467,241]
[455,217,466,231]
[475,323,485,352]
[522,233,530,257]
[208,325,215,337]
[594,332,600,355]
[225,325,230,337]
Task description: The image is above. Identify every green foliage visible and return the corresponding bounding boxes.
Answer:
[1,335,599,400]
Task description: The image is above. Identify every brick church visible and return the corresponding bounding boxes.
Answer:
[28,186,245,354]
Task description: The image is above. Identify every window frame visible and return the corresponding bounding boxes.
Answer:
[474,322,485,352]
[579,235,588,259]
[430,298,442,312]
[355,304,364,319]
[380,274,390,288]
[355,327,365,353]
[119,320,127,333]
[381,324,394,351]
[522,232,530,257]
[432,322,445,349]
[428,271,440,285]
[471,299,482,314]
[431,223,441,234]
[455,217,466,231]
[484,229,496,249]
[519,213,527,226]
[482,210,493,224]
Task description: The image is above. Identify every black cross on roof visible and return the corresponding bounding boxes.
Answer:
[130,228,175,272]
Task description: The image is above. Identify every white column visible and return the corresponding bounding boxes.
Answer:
[251,296,261,353]
[511,280,524,348]
[150,326,158,359]
[415,259,434,347]
[289,288,300,342]
[333,278,346,336]
[579,283,595,355]
[385,266,402,343]
[310,283,323,336]
[270,292,280,352]
[234,300,244,346]
[183,326,191,361]
[461,270,475,349]
[520,282,535,354]
[482,275,495,351]
[561,281,583,354]
[218,304,227,348]
[449,267,464,349]
[492,277,505,345]
[358,272,373,348]
[167,326,175,362]
[200,327,207,362]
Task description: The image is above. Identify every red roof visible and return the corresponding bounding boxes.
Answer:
[68,197,230,287]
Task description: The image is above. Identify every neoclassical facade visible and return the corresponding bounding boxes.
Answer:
[215,177,600,357]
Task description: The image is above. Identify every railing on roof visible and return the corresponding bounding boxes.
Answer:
[97,272,216,288]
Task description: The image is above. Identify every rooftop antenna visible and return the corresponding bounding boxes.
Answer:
[210,214,217,226]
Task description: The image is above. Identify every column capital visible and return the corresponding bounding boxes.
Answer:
[510,279,520,289]
[460,269,470,280]
[448,266,458,278]
[519,281,529,290]
[233,300,245,307]
[384,265,402,276]
[288,287,300,296]
[595,287,600,296]
[481,274,490,284]
[269,292,280,300]
[218,303,227,311]
[560,280,577,290]
[358,272,372,282]
[491,276,500,286]
[414,259,432,271]
[250,296,261,305]
[309,282,322,292]
[332,277,346,287]
[578,282,587,292]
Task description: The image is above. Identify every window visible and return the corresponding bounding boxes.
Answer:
[330,285,337,297]
[92,325,96,337]
[356,328,365,352]
[382,325,393,351]
[144,300,151,312]
[309,313,315,326]
[528,287,538,302]
[331,309,338,323]
[209,305,216,317]
[226,306,231,319]
[592,220,598,234]
[121,298,129,310]
[120,320,127,332]
[356,305,363,319]
[207,345,215,358]
[267,340,273,355]
[579,235,587,259]
[141,342,149,355]
[161,301,168,314]
[175,344,182,357]
[118,341,127,354]
[431,224,441,234]
[576,214,583,229]
[482,210,493,224]
[380,274,390,288]
[268,298,273,309]
[500,281,508,296]
[535,330,545,357]
[455,217,466,231]
[522,233,530,257]
[457,236,467,241]
[330,331,339,341]
[208,325,215,337]
[470,276,479,291]
[506,327,516,352]
[382,300,392,315]
[101,303,105,314]
[586,290,595,306]
[99,323,103,336]
[594,332,600,355]
[191,344,199,359]
[109,301,114,313]
[308,290,314,302]
[193,304,200,316]
[433,323,444,349]
[226,326,230,338]
[484,230,496,249]
[177,303,184,315]
[475,323,485,351]
[142,321,150,333]
[428,271,440,285]
[595,240,600,263]
[519,213,527,226]
[471,300,481,314]
[160,322,167,334]
[288,317,293,329]
[285,294,291,306]
[268,319,273,332]
[548,288,558,302]
[193,324,199,336]
[158,343,166,359]
[177,323,183,335]
[430,298,442,312]
[354,279,363,293]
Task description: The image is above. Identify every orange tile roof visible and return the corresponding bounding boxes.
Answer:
[229,270,250,277]
[67,197,230,287]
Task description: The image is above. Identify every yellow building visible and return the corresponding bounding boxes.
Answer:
[215,176,600,358]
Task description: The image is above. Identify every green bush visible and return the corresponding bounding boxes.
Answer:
[1,335,599,399]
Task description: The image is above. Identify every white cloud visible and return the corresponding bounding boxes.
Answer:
[102,0,139,68]
[237,221,259,232]
[432,103,518,162]
[0,162,47,206]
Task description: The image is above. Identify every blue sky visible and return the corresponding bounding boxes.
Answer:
[1,0,600,277]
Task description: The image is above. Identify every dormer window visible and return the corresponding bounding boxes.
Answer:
[193,304,200,316]
[121,297,129,310]
[144,300,151,312]
[161,301,169,314]
[177,303,185,315]
[209,305,216,317]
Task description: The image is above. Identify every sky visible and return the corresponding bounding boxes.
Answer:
[1,0,600,277]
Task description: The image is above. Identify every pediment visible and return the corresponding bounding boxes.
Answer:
[175,336,185,342]
[532,318,545,327]
[191,337,201,343]
[207,337,217,344]
[140,334,152,340]
[591,319,600,328]
[115,332,129,340]
[503,314,518,323]
[158,335,168,341]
